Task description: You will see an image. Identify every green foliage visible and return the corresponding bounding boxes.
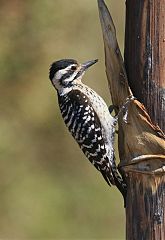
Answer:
[0,0,125,239]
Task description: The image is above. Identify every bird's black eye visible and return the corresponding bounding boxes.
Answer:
[71,66,77,71]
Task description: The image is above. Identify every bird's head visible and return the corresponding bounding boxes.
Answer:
[49,59,98,94]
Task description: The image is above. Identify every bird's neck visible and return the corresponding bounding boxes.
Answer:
[58,81,86,96]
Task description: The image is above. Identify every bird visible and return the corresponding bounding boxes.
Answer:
[49,58,127,197]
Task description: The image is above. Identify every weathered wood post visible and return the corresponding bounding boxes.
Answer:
[98,0,165,239]
[125,0,165,132]
[124,1,165,239]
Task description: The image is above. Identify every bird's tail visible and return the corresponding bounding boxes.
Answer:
[106,162,127,202]
[111,166,127,198]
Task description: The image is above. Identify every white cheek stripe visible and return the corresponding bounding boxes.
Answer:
[52,64,83,94]
[55,69,67,80]
[64,72,77,82]
[55,64,78,80]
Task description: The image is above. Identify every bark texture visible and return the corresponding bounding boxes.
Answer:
[125,0,165,132]
[98,0,165,239]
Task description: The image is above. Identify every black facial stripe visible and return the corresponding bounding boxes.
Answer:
[73,70,82,80]
[61,70,73,81]
[60,70,75,87]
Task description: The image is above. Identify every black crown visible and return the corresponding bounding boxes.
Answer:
[49,59,77,81]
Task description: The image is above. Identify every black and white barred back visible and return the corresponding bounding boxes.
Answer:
[49,59,126,195]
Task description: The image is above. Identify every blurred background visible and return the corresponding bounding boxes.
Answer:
[0,0,125,239]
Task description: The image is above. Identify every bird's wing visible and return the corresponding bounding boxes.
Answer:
[64,90,112,174]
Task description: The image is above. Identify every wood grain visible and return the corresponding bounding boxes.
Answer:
[98,0,165,239]
[125,0,165,132]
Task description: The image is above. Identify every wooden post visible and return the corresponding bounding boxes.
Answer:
[124,0,165,132]
[124,1,165,239]
[97,0,165,239]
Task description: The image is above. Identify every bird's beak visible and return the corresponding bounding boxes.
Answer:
[81,59,98,71]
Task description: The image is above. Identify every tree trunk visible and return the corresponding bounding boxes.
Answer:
[97,0,165,239]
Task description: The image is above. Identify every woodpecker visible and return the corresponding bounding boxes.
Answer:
[49,59,128,197]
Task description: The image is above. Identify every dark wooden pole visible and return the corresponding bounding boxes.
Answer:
[98,0,165,239]
[124,0,165,132]
[124,1,165,239]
